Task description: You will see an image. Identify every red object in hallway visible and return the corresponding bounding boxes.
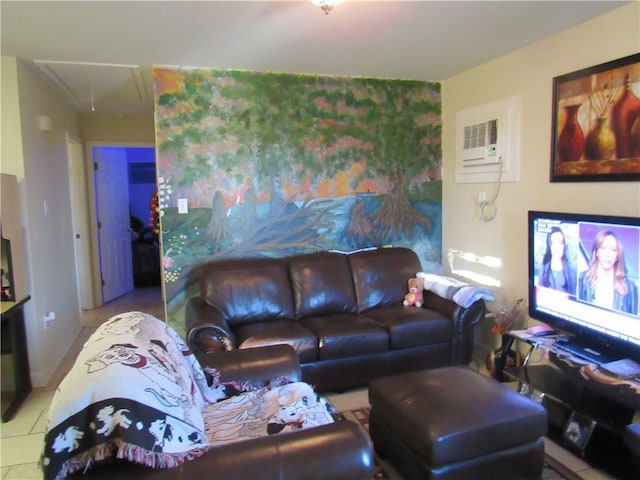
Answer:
[149,189,160,234]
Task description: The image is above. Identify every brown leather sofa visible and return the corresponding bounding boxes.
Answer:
[186,247,487,392]
[74,345,374,480]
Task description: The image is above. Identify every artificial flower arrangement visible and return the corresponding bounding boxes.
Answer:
[491,297,524,335]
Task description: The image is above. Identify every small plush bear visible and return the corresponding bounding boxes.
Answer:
[403,277,424,308]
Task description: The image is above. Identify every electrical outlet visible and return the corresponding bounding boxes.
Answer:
[42,312,55,329]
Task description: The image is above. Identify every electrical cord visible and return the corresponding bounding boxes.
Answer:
[479,156,504,223]
[479,200,497,222]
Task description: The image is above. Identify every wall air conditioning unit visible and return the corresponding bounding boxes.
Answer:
[461,119,500,167]
[456,96,521,184]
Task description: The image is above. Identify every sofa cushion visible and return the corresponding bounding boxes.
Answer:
[349,247,422,312]
[363,305,452,349]
[234,320,319,364]
[289,252,357,318]
[300,314,389,361]
[200,257,295,325]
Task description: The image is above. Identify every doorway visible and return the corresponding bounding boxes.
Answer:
[86,143,159,307]
[67,134,92,310]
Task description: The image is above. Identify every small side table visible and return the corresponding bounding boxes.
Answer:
[1,296,32,422]
[507,329,558,367]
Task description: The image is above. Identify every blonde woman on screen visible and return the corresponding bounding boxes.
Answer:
[578,230,638,315]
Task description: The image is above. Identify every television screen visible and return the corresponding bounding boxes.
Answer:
[528,211,640,362]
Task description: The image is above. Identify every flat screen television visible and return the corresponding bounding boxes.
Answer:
[528,210,640,363]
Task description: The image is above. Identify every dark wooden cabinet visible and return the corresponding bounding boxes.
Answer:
[1,296,32,422]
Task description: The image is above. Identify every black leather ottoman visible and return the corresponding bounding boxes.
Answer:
[369,366,548,480]
[624,423,640,469]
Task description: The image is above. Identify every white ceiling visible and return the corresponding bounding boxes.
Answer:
[1,0,630,115]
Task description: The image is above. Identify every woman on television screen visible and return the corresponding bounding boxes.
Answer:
[578,230,638,315]
[539,226,576,293]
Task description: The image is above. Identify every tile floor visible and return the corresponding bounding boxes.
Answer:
[0,287,614,479]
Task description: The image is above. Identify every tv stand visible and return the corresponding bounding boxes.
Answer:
[503,330,639,479]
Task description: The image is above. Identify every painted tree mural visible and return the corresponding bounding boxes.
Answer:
[153,67,442,333]
[313,78,441,240]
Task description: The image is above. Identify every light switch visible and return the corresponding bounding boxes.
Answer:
[177,198,189,214]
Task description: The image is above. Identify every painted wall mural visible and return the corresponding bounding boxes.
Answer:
[153,67,443,335]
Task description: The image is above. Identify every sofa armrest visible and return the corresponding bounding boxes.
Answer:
[73,421,374,480]
[197,421,374,480]
[196,344,302,386]
[186,297,236,353]
[451,297,486,364]
[422,290,486,364]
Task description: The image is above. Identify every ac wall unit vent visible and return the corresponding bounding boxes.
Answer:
[455,96,521,184]
[462,119,499,167]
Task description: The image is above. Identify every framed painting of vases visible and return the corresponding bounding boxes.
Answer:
[550,53,640,182]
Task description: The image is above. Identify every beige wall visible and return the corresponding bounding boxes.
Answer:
[1,58,25,177]
[78,113,155,143]
[1,58,27,300]
[442,3,640,356]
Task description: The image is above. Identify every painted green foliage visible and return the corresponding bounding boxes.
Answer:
[157,68,441,233]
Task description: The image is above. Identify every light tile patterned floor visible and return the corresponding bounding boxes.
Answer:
[0,287,614,479]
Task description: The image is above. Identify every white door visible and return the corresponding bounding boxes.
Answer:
[67,135,94,309]
[94,146,133,302]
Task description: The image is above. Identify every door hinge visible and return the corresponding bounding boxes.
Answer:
[97,221,101,229]
[101,278,105,287]
[94,162,98,170]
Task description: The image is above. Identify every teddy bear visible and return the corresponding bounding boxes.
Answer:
[403,277,424,308]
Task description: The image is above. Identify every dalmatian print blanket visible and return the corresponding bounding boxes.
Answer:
[42,312,334,480]
[202,381,334,446]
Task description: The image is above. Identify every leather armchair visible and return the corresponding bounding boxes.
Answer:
[74,345,374,480]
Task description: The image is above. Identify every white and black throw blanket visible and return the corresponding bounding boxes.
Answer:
[42,312,334,480]
[202,381,334,446]
[42,312,210,479]
[417,272,495,308]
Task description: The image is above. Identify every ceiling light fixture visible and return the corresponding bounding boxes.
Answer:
[310,0,339,15]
